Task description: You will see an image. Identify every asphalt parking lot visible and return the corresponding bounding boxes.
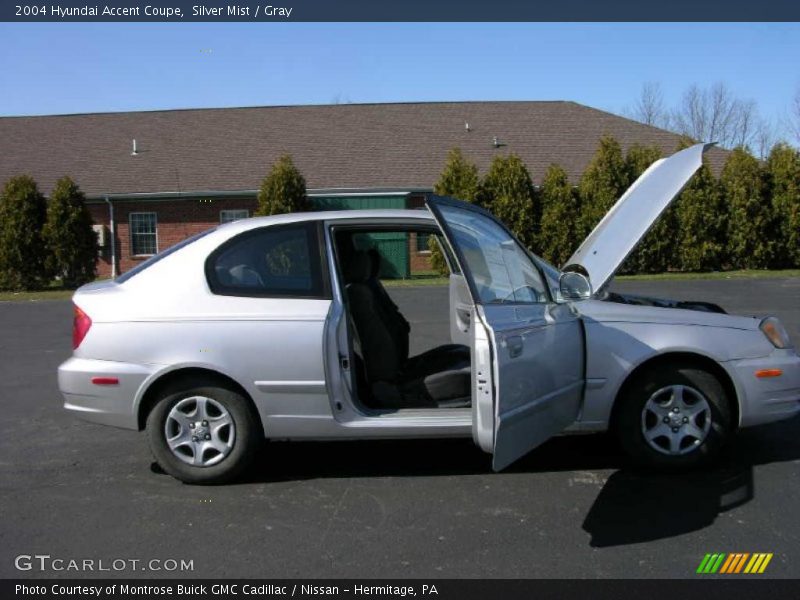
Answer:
[1,277,799,579]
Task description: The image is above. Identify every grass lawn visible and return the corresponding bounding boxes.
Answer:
[0,288,76,302]
[615,269,800,282]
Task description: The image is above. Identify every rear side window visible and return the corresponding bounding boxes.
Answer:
[206,222,328,298]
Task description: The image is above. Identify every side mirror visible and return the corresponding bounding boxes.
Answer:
[559,271,592,301]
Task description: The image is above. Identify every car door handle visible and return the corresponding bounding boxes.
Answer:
[507,335,523,358]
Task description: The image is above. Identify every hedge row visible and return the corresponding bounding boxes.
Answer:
[432,137,800,275]
[0,176,96,291]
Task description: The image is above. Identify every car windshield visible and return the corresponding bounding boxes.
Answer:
[116,228,216,284]
[525,251,562,298]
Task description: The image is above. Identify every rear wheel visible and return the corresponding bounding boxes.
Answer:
[615,363,733,468]
[146,380,261,484]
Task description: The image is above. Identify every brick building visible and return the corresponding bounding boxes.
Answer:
[0,101,729,278]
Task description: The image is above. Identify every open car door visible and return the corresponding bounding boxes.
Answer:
[426,197,585,471]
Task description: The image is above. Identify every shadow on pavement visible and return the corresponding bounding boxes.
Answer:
[240,429,626,483]
[582,465,753,547]
[582,415,800,547]
[154,416,799,547]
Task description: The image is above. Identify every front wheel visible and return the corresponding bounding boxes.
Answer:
[615,363,733,469]
[146,380,261,484]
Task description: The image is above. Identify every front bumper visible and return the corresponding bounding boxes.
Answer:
[58,357,159,430]
[727,349,800,427]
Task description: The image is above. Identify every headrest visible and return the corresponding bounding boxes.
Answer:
[343,251,372,284]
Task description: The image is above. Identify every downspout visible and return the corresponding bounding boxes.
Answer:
[105,195,117,279]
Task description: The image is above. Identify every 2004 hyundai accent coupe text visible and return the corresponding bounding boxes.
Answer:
[58,144,800,484]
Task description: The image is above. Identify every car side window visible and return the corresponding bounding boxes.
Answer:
[206,223,327,298]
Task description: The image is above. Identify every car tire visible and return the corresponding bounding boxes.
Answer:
[146,379,261,484]
[615,363,733,469]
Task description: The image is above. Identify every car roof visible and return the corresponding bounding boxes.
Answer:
[218,209,436,234]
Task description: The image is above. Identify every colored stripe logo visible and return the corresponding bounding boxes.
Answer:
[697,553,773,574]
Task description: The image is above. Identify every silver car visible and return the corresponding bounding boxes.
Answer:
[59,144,800,484]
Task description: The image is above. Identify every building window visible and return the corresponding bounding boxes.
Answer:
[416,232,431,253]
[129,212,158,256]
[220,209,249,224]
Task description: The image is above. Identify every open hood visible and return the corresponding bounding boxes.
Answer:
[564,143,711,293]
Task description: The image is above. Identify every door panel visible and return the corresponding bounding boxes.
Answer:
[485,303,584,470]
[449,274,472,346]
[426,196,585,470]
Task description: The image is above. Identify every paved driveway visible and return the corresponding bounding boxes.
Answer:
[0,278,798,578]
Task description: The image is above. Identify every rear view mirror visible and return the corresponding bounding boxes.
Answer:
[559,271,592,301]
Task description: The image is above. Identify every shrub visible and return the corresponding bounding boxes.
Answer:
[433,148,481,201]
[429,148,481,275]
[42,176,97,288]
[675,138,728,271]
[722,147,774,269]
[578,135,628,239]
[765,143,800,268]
[622,144,677,274]
[427,235,450,276]
[0,175,48,290]
[480,153,538,248]
[537,164,581,267]
[256,155,310,216]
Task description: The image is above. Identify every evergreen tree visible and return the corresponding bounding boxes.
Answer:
[427,235,450,276]
[433,148,480,201]
[622,144,676,273]
[578,135,628,239]
[480,153,538,248]
[429,148,481,275]
[674,137,727,271]
[42,176,97,288]
[0,175,48,290]
[256,155,310,216]
[537,164,581,267]
[722,147,774,269]
[765,143,800,268]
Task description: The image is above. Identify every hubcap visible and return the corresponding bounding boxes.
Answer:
[165,396,235,467]
[640,385,711,456]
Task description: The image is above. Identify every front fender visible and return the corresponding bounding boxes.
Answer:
[579,318,773,428]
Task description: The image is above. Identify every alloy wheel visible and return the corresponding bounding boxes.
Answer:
[640,384,712,456]
[164,396,236,467]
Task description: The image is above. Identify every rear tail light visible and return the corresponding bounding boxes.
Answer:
[72,304,92,349]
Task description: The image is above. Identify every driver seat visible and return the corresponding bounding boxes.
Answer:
[344,250,471,408]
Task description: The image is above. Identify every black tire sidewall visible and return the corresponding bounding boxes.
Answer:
[616,364,732,469]
[146,382,260,484]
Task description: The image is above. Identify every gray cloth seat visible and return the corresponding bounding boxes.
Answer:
[343,250,471,408]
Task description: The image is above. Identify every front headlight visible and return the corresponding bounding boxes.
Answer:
[760,317,792,349]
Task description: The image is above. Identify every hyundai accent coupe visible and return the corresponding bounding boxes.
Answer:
[58,144,800,483]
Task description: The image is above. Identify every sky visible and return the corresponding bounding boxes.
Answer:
[1,23,798,137]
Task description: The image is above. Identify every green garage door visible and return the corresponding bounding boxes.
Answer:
[311,194,410,279]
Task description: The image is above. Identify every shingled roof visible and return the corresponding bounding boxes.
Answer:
[0,101,729,198]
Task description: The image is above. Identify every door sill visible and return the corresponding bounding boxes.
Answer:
[345,406,472,429]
